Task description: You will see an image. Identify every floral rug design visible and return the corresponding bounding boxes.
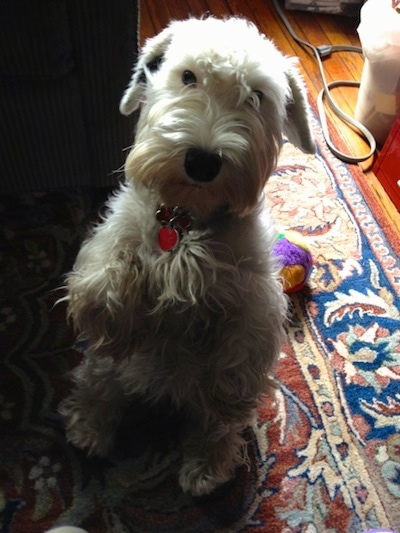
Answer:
[1,115,399,532]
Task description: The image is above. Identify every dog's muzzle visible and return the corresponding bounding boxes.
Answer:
[184,148,222,182]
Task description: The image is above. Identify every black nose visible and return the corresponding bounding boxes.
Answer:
[184,148,222,182]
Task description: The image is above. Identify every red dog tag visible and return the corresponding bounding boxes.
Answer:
[158,226,179,251]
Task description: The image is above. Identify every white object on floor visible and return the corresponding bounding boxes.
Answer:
[45,527,89,533]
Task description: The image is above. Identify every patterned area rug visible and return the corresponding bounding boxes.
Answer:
[1,113,399,533]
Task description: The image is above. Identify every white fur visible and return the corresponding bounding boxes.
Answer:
[60,16,315,496]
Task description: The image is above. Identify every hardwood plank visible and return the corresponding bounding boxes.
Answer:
[165,0,192,21]
[203,0,232,17]
[139,1,154,43]
[186,0,211,18]
[141,0,170,41]
[140,0,400,232]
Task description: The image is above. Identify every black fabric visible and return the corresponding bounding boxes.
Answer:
[0,0,138,193]
[0,0,73,80]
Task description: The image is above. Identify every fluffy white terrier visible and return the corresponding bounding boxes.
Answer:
[60,16,315,497]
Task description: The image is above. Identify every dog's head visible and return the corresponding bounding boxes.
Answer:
[120,17,315,220]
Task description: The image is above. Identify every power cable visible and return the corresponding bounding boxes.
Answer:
[273,0,376,163]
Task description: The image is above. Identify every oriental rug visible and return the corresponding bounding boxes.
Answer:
[1,114,399,533]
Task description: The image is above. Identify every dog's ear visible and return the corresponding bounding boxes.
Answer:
[282,64,316,154]
[119,26,174,116]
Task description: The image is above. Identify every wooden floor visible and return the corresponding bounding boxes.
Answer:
[140,0,400,233]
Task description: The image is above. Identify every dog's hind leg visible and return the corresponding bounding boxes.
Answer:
[59,355,126,457]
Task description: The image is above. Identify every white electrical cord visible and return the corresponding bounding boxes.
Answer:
[273,0,376,163]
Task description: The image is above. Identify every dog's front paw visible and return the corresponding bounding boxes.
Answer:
[178,459,233,496]
[65,421,113,457]
[60,400,113,457]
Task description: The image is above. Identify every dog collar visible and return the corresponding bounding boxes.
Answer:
[156,205,193,252]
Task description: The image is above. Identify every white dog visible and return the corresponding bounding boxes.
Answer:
[60,16,315,497]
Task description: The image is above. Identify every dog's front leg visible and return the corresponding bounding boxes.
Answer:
[179,416,250,497]
[60,354,127,457]
[179,386,260,497]
[178,288,286,496]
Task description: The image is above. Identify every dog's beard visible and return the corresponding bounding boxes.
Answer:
[124,92,281,219]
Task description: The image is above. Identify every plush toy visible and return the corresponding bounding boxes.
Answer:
[273,230,313,294]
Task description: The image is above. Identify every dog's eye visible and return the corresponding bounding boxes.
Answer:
[254,90,264,103]
[182,70,197,86]
[247,90,263,109]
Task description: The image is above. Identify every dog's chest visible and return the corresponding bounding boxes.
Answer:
[126,299,218,404]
